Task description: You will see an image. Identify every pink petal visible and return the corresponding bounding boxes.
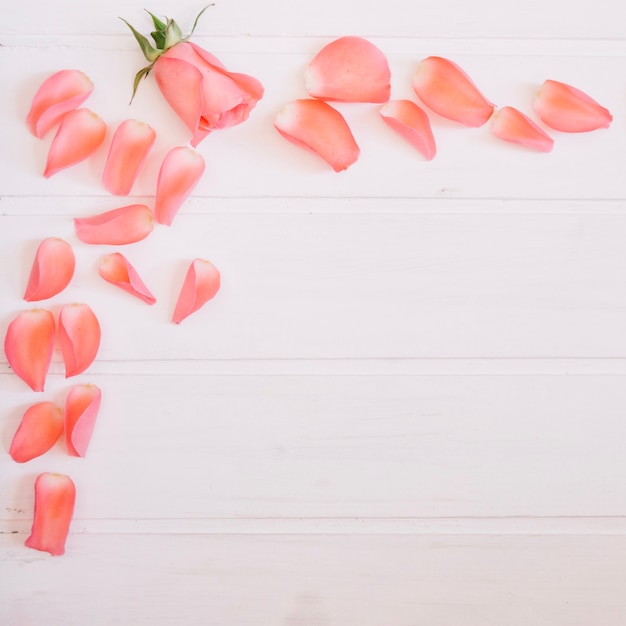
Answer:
[172,259,221,324]
[9,401,64,463]
[491,106,554,152]
[65,383,101,457]
[533,79,612,132]
[98,252,156,305]
[24,237,76,302]
[44,108,107,178]
[379,99,437,160]
[26,69,94,138]
[274,99,360,172]
[304,36,391,103]
[412,56,495,127]
[4,309,55,392]
[25,472,76,556]
[58,303,101,378]
[74,204,153,245]
[154,147,205,226]
[102,119,156,195]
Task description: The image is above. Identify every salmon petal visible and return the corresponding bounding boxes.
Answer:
[172,258,221,324]
[379,99,437,160]
[65,383,101,457]
[24,237,76,301]
[491,106,554,152]
[58,303,101,378]
[9,401,64,463]
[74,204,153,245]
[98,253,156,305]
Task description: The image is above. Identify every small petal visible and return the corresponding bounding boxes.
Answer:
[98,253,156,304]
[274,99,360,172]
[74,204,153,245]
[26,69,94,138]
[25,473,76,556]
[491,106,554,152]
[172,258,220,324]
[304,36,391,103]
[44,108,107,178]
[58,303,101,378]
[24,237,76,301]
[65,384,101,457]
[154,146,205,226]
[4,309,55,392]
[533,79,612,132]
[9,401,64,463]
[102,119,156,195]
[412,56,495,127]
[379,99,437,160]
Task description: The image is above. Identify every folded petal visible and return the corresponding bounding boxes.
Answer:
[154,146,205,226]
[25,472,76,556]
[58,303,101,378]
[412,56,495,127]
[4,309,55,392]
[65,383,101,457]
[533,79,612,132]
[379,99,437,160]
[98,253,156,304]
[24,237,76,301]
[491,106,554,152]
[26,69,94,138]
[274,99,360,172]
[102,119,156,195]
[44,108,107,178]
[304,36,391,103]
[172,258,221,324]
[74,204,153,245]
[9,401,64,463]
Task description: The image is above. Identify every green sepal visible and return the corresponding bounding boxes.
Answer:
[163,18,183,49]
[145,9,168,32]
[119,18,161,62]
[129,64,154,104]
[187,4,214,40]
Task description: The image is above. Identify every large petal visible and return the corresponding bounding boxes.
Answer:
[305,36,391,103]
[58,303,101,378]
[26,69,94,138]
[4,309,55,392]
[274,99,360,172]
[379,99,437,160]
[74,204,153,245]
[25,473,76,556]
[24,237,76,301]
[491,106,554,152]
[9,401,64,463]
[65,383,101,457]
[98,252,156,304]
[172,259,221,324]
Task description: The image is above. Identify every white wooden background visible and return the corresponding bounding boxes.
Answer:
[2,0,626,623]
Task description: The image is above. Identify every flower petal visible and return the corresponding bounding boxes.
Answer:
[98,252,156,304]
[25,472,76,556]
[44,108,107,178]
[154,146,205,226]
[24,237,76,302]
[412,56,495,127]
[58,303,101,378]
[26,69,94,138]
[74,204,153,245]
[9,401,64,463]
[305,36,391,103]
[172,258,221,324]
[4,309,55,392]
[491,106,554,152]
[379,99,437,160]
[102,119,156,195]
[533,79,612,132]
[65,383,101,457]
[274,99,360,172]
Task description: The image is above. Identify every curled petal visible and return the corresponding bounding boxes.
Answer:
[25,473,76,556]
[74,204,153,245]
[44,108,107,178]
[26,69,94,138]
[65,384,101,457]
[154,146,205,226]
[9,401,64,463]
[24,237,76,302]
[379,99,437,160]
[304,36,391,103]
[172,258,221,324]
[58,303,101,378]
[412,56,495,127]
[491,106,554,152]
[274,99,360,172]
[533,79,612,132]
[98,253,156,305]
[4,309,55,392]
[102,119,156,195]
